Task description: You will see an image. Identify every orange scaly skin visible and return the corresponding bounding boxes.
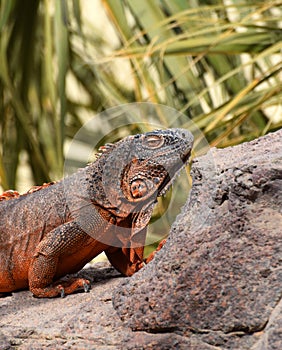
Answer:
[0,129,193,298]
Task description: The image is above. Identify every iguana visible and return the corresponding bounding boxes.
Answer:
[0,128,193,298]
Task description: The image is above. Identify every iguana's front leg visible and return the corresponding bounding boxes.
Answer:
[28,221,100,298]
[29,255,90,298]
[105,246,145,276]
[104,225,148,276]
[105,237,166,276]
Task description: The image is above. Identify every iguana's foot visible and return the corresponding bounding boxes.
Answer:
[132,261,145,274]
[145,239,166,264]
[31,278,91,298]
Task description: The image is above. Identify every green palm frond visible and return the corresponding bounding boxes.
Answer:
[0,0,281,190]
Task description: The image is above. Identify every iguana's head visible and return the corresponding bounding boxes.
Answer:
[96,128,194,215]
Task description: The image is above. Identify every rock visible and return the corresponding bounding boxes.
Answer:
[113,129,282,349]
[1,130,281,349]
[251,298,282,350]
[0,331,11,350]
[0,263,214,349]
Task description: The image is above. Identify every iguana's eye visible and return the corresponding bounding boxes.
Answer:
[143,135,164,149]
[130,179,148,198]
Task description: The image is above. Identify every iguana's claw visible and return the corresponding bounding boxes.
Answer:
[83,281,91,293]
[31,278,91,297]
[60,287,65,298]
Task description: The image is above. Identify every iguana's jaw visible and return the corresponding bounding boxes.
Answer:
[158,148,192,197]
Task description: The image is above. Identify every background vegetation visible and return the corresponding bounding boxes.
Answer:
[0,0,281,190]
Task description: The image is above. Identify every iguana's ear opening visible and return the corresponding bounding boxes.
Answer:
[130,179,148,199]
[122,176,158,202]
[120,157,167,203]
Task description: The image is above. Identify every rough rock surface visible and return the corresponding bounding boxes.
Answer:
[113,129,282,349]
[1,130,281,349]
[0,263,215,349]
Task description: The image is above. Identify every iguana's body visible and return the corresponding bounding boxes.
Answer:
[0,128,193,297]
